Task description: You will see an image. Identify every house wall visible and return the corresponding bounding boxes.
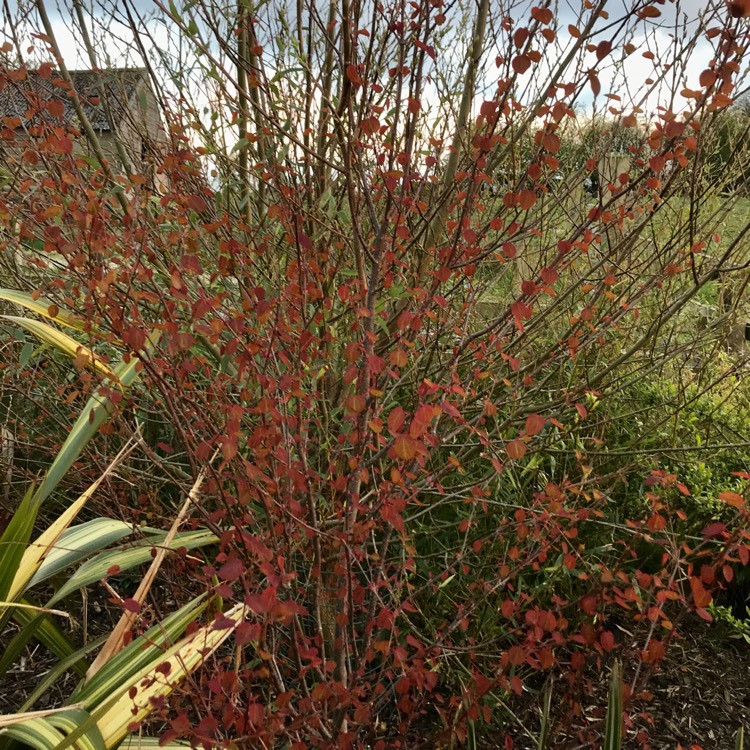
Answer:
[1,78,167,191]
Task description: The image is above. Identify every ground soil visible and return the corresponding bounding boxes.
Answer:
[5,608,750,748]
[492,614,750,749]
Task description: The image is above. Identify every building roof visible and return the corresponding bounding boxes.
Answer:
[0,67,149,132]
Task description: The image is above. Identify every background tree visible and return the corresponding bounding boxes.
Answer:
[2,0,750,748]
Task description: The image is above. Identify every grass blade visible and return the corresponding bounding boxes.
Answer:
[604,660,623,750]
[0,607,84,679]
[537,680,553,750]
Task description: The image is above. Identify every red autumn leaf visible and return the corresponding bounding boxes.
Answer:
[505,439,527,460]
[387,406,406,434]
[57,137,73,154]
[48,99,64,118]
[390,349,408,367]
[711,93,733,109]
[217,557,245,582]
[212,612,238,630]
[511,301,532,320]
[728,0,750,17]
[541,132,560,154]
[531,6,553,24]
[595,40,612,61]
[580,595,598,615]
[513,28,529,49]
[641,639,665,663]
[512,55,531,74]
[525,413,545,436]
[480,100,498,118]
[410,404,438,437]
[649,155,666,173]
[245,587,277,615]
[122,598,141,613]
[186,194,207,212]
[360,115,380,134]
[600,630,616,652]
[518,189,536,210]
[507,645,526,666]
[589,72,601,97]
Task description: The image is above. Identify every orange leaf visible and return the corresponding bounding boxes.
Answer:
[595,40,612,61]
[525,414,545,436]
[346,394,366,413]
[346,64,363,86]
[394,435,417,461]
[690,576,712,608]
[699,69,716,88]
[637,5,661,18]
[506,439,527,460]
[719,491,745,509]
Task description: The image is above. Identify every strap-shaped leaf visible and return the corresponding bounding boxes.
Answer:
[46,709,105,750]
[30,341,155,511]
[0,289,86,330]
[47,529,216,605]
[56,603,248,750]
[1,316,117,382]
[0,715,68,749]
[28,519,135,588]
[72,594,209,706]
[119,738,190,748]
[0,485,38,603]
[10,443,135,603]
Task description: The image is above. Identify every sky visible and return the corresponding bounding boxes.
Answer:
[0,0,741,136]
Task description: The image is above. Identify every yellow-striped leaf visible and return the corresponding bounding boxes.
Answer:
[0,289,85,330]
